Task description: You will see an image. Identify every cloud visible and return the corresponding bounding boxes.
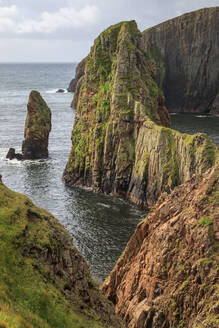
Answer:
[0,4,99,34]
[0,4,17,17]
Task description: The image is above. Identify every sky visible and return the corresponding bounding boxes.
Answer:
[0,0,218,62]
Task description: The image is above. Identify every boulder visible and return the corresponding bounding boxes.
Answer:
[6,147,16,160]
[56,88,65,93]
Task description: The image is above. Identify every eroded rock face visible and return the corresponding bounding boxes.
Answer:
[22,90,51,159]
[102,163,219,328]
[0,178,121,327]
[63,20,217,208]
[141,7,219,113]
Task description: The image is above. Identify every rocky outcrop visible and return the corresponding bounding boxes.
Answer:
[68,58,86,94]
[22,90,52,159]
[102,161,219,328]
[141,7,219,113]
[63,20,217,208]
[0,178,121,327]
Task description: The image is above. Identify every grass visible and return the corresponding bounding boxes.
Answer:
[0,181,116,328]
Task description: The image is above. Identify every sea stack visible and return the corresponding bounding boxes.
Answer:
[22,90,51,159]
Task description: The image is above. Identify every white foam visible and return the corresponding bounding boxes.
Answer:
[196,115,208,118]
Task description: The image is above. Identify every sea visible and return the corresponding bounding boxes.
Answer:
[0,63,219,281]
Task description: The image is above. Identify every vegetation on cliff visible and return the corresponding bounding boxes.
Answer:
[64,20,217,208]
[0,177,121,328]
[102,160,219,327]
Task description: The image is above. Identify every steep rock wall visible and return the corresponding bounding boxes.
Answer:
[63,20,217,208]
[141,7,219,113]
[102,162,219,327]
[0,177,121,328]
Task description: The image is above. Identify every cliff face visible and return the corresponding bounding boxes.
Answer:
[141,7,219,113]
[102,162,219,328]
[22,90,52,159]
[63,20,217,208]
[0,177,121,328]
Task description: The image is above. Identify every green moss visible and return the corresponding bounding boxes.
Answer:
[199,218,212,226]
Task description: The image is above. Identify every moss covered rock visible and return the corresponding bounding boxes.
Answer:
[0,176,121,328]
[63,20,217,208]
[22,90,51,159]
[102,162,219,327]
[63,21,171,204]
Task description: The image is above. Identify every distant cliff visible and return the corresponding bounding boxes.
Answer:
[63,20,217,208]
[141,7,219,113]
[0,177,121,327]
[102,162,219,327]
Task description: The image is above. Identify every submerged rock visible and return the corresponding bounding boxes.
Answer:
[0,177,121,327]
[102,161,219,327]
[63,20,217,208]
[22,90,51,159]
[56,88,65,93]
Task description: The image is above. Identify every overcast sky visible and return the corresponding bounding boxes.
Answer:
[0,0,218,62]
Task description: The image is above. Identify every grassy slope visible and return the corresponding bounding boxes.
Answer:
[0,179,119,328]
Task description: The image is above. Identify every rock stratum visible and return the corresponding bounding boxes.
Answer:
[0,176,121,328]
[63,20,217,208]
[102,162,219,328]
[141,7,219,113]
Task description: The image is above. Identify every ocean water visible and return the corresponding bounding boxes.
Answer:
[0,63,218,281]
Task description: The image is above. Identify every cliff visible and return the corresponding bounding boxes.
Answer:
[141,7,219,113]
[102,162,219,328]
[63,20,217,208]
[0,177,121,327]
[22,90,52,159]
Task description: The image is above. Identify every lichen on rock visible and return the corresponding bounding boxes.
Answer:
[0,178,121,327]
[102,161,219,328]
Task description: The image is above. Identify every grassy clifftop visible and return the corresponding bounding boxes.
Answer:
[0,177,121,328]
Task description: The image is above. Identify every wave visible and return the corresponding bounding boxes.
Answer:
[195,115,208,118]
[46,88,68,94]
